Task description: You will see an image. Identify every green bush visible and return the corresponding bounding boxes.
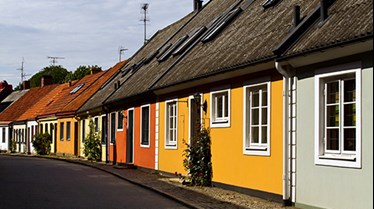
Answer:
[83,117,102,162]
[183,128,213,186]
[32,133,51,155]
[10,139,17,153]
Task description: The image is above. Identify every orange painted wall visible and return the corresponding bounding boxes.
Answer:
[133,104,156,169]
[108,111,126,164]
[56,117,78,156]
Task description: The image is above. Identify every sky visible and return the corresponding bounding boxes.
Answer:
[0,0,205,88]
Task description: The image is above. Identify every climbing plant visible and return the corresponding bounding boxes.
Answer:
[183,128,213,186]
[32,133,52,155]
[83,117,102,161]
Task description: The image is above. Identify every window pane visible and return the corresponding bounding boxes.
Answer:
[262,108,267,125]
[217,96,223,118]
[262,90,268,106]
[251,127,259,144]
[252,91,259,107]
[327,106,339,127]
[252,109,259,125]
[261,127,267,144]
[327,129,339,151]
[344,104,356,126]
[327,82,339,104]
[224,95,229,118]
[344,79,356,102]
[344,128,356,151]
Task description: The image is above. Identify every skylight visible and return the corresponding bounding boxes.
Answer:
[157,35,189,62]
[262,0,280,9]
[172,26,207,55]
[70,83,85,94]
[201,7,242,43]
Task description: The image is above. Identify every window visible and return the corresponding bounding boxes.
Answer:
[315,66,361,168]
[141,105,150,147]
[66,122,71,141]
[95,117,99,133]
[244,82,271,156]
[82,120,86,143]
[202,8,242,43]
[210,89,230,128]
[262,0,281,9]
[165,100,178,148]
[60,122,64,141]
[117,111,124,130]
[110,113,116,144]
[172,27,206,55]
[2,128,5,143]
[70,83,85,94]
[45,124,48,134]
[157,35,189,62]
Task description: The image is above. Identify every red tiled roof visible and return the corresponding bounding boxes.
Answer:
[17,83,66,121]
[0,85,58,123]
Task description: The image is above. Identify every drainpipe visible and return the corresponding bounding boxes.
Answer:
[275,62,292,206]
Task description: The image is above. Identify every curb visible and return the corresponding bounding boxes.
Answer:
[1,154,199,209]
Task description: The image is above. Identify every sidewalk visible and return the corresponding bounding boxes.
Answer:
[4,153,297,209]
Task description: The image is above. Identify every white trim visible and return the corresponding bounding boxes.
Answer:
[116,110,124,132]
[140,104,151,148]
[210,87,231,128]
[314,64,362,168]
[164,99,178,150]
[243,81,271,156]
[155,102,160,170]
[109,112,116,145]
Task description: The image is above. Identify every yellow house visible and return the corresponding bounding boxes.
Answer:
[157,71,284,199]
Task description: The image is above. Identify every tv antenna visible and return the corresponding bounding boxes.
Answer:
[119,46,128,62]
[140,3,150,45]
[47,56,65,65]
[17,57,31,83]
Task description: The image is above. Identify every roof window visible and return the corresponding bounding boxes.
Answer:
[157,35,189,62]
[172,26,207,55]
[262,0,281,9]
[201,7,242,43]
[70,83,85,94]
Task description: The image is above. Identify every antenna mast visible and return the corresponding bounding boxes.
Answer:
[119,46,128,62]
[140,3,150,45]
[47,56,65,66]
[17,57,31,83]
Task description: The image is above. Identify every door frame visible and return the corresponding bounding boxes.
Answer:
[126,108,135,164]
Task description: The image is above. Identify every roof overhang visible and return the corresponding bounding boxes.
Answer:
[153,61,274,95]
[277,38,373,68]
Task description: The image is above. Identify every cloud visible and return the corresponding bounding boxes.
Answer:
[0,0,198,86]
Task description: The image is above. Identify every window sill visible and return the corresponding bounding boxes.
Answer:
[319,155,356,161]
[211,120,230,128]
[140,144,150,148]
[165,144,178,150]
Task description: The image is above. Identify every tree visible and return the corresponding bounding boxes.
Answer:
[63,65,101,83]
[29,65,69,87]
[84,116,102,161]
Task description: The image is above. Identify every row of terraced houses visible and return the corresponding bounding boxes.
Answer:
[0,0,372,208]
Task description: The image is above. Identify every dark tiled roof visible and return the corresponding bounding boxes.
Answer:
[105,0,239,104]
[283,0,373,57]
[152,0,320,90]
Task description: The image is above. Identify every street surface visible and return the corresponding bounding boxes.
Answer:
[0,155,188,209]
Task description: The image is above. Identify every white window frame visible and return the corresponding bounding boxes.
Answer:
[315,64,361,168]
[165,99,178,149]
[210,88,231,128]
[243,81,271,156]
[117,111,124,131]
[140,104,151,148]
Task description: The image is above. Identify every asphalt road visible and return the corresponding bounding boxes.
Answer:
[0,155,188,209]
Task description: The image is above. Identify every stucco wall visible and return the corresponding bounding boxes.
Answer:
[295,57,373,209]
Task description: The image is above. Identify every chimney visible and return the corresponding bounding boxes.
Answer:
[293,5,301,27]
[90,67,102,75]
[41,75,53,87]
[320,0,328,22]
[194,0,203,11]
[22,80,30,90]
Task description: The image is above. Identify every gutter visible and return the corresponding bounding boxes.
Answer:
[275,62,292,206]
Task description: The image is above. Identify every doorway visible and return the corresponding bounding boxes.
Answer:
[126,109,134,163]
